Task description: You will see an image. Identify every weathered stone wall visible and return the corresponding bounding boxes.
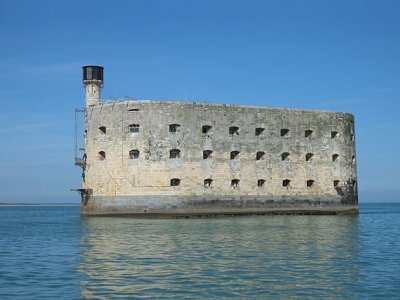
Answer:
[81,100,357,215]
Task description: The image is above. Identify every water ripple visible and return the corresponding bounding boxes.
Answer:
[78,216,361,299]
[1,204,400,299]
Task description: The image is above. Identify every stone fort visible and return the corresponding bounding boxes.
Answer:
[75,66,358,216]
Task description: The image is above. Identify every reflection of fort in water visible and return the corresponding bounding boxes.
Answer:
[78,216,359,298]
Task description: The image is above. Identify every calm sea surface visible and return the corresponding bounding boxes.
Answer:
[0,203,399,299]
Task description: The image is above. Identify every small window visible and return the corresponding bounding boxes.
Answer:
[283,179,291,187]
[129,149,139,159]
[255,127,265,136]
[334,180,340,187]
[231,179,240,188]
[257,179,265,187]
[128,108,140,112]
[351,134,354,141]
[229,126,239,135]
[99,126,106,134]
[305,130,313,138]
[169,124,180,133]
[129,124,140,133]
[352,155,355,164]
[98,151,106,160]
[204,178,213,187]
[307,180,315,187]
[332,154,339,162]
[331,131,339,138]
[202,125,212,134]
[170,178,180,186]
[306,153,314,161]
[281,152,290,161]
[170,149,181,159]
[281,129,289,137]
[230,151,240,160]
[256,151,265,160]
[203,150,213,159]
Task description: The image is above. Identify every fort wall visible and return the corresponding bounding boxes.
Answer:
[80,100,358,215]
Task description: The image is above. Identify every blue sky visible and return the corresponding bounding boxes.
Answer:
[0,0,399,203]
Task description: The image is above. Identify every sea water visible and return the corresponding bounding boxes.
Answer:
[0,203,399,299]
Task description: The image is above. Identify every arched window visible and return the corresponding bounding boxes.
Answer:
[231,179,240,188]
[306,153,314,161]
[307,180,315,187]
[170,178,180,186]
[170,149,181,159]
[281,152,290,161]
[202,125,212,134]
[256,151,265,160]
[283,179,291,187]
[169,124,180,133]
[352,156,355,164]
[255,127,265,136]
[98,126,106,134]
[98,151,106,160]
[281,129,289,136]
[229,126,239,135]
[129,149,139,159]
[203,150,213,159]
[331,131,339,138]
[129,124,140,133]
[204,179,213,187]
[332,154,340,162]
[230,151,240,160]
[257,179,265,187]
[334,180,340,187]
[305,130,313,138]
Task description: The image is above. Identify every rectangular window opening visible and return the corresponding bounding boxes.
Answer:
[202,125,212,134]
[170,178,180,186]
[169,124,180,133]
[129,124,140,133]
[281,129,289,137]
[99,126,106,134]
[229,126,239,135]
[230,151,240,160]
[256,152,265,160]
[257,179,265,187]
[170,149,181,159]
[255,127,265,136]
[203,150,213,159]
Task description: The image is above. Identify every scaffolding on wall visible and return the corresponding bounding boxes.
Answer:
[74,108,86,168]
